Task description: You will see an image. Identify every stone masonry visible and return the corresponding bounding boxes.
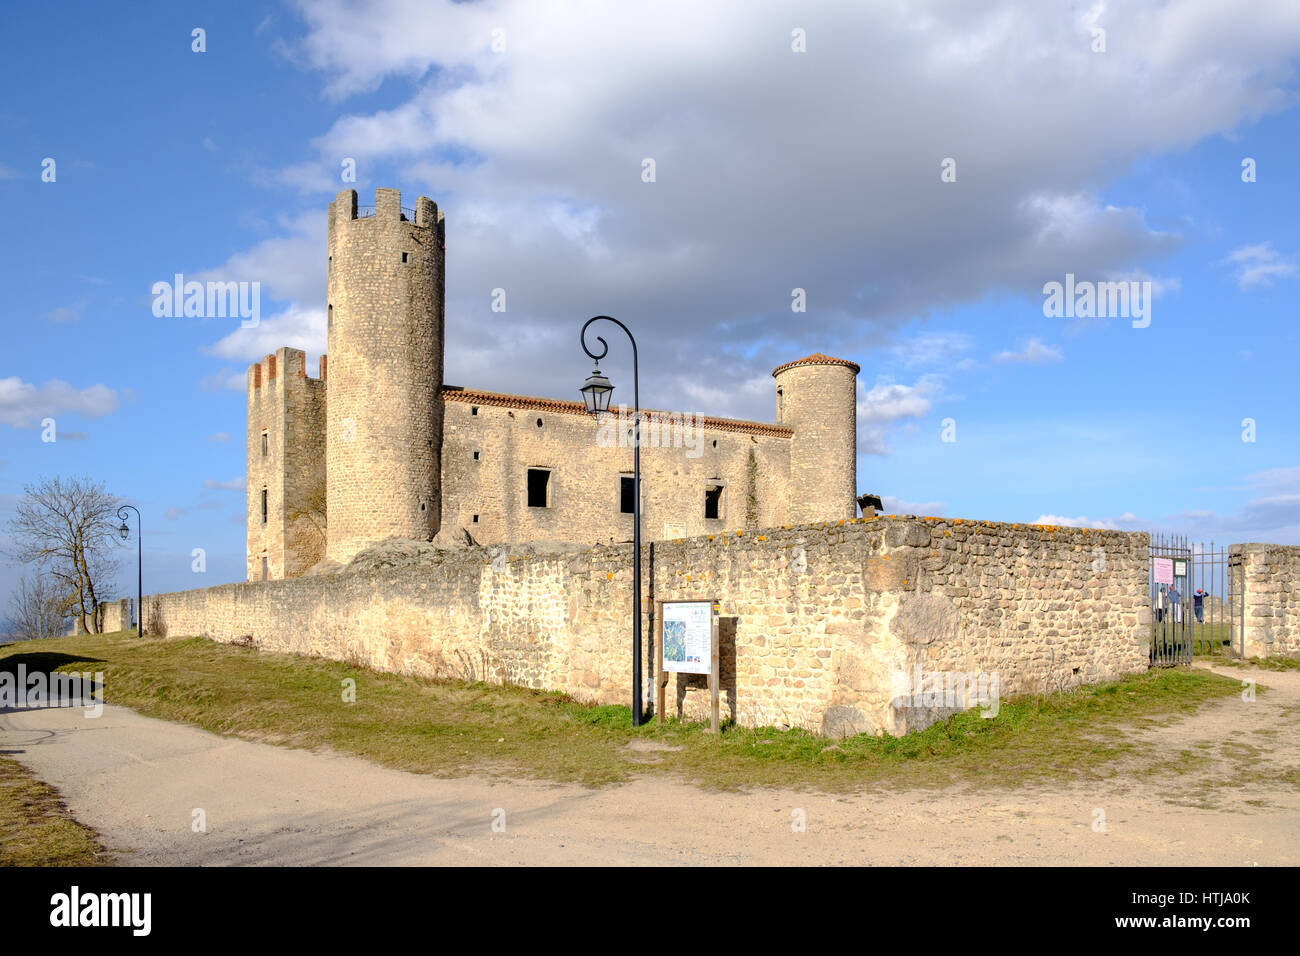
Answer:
[246,187,860,580]
[1233,543,1300,657]
[150,516,1150,737]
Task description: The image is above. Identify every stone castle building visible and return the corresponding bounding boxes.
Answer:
[246,187,861,581]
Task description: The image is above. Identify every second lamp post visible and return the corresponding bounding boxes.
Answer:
[117,505,142,637]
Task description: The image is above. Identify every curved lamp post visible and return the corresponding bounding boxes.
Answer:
[579,315,643,726]
[117,505,142,637]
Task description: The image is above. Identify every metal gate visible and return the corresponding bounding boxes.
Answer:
[1149,533,1243,665]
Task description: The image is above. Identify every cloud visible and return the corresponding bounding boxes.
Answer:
[858,377,942,455]
[44,298,88,324]
[882,495,947,516]
[992,338,1064,364]
[241,0,1300,418]
[200,369,250,393]
[204,304,326,365]
[0,378,119,428]
[203,477,246,491]
[1223,242,1297,289]
[1032,512,1142,530]
[193,211,325,305]
[205,431,232,442]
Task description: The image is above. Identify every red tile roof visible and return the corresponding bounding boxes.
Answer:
[442,386,794,438]
[771,353,861,376]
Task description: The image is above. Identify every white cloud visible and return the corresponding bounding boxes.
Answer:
[0,378,119,429]
[203,477,246,491]
[858,377,942,455]
[193,211,325,305]
[882,495,947,516]
[1032,512,1142,530]
[205,304,326,365]
[1223,242,1297,289]
[44,298,88,324]
[205,431,232,442]
[246,0,1300,413]
[992,338,1064,364]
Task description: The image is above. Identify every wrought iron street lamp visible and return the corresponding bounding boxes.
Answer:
[579,315,644,726]
[117,504,142,637]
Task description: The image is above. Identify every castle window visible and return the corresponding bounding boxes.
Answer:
[527,469,551,508]
[620,475,635,514]
[401,252,409,263]
[536,417,543,428]
[261,488,268,524]
[261,556,268,581]
[471,406,478,416]
[472,514,479,524]
[261,431,268,457]
[704,484,724,521]
[472,449,480,461]
[327,304,333,331]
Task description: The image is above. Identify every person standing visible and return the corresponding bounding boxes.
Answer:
[1194,589,1207,624]
[1170,584,1182,624]
[1156,584,1166,623]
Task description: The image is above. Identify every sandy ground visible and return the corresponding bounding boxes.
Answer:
[1,661,1296,866]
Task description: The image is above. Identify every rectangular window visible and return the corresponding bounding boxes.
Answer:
[472,450,480,461]
[704,484,724,520]
[261,488,268,524]
[527,469,550,508]
[620,475,635,514]
[261,556,268,581]
[261,431,268,457]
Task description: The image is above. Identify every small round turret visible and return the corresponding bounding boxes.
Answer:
[773,353,859,524]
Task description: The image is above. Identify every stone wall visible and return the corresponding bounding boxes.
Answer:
[1233,543,1300,657]
[146,516,1150,736]
[246,347,327,581]
[440,389,795,548]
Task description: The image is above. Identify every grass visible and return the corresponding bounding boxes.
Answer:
[0,756,113,866]
[0,631,1248,793]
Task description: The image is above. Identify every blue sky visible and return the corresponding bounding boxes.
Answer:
[2,0,1299,606]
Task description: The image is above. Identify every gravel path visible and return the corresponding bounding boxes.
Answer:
[2,661,1296,865]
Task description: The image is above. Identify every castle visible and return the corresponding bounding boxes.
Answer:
[246,188,861,580]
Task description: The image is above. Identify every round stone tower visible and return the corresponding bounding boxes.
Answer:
[326,187,445,564]
[772,353,860,525]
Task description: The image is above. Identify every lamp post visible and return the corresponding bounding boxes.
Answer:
[117,505,142,637]
[579,315,643,727]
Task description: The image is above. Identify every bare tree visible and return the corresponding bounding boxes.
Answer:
[6,572,72,641]
[6,476,121,635]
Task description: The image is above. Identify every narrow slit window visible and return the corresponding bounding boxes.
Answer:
[261,431,268,457]
[261,488,268,524]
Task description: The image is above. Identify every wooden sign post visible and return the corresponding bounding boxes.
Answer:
[656,598,720,733]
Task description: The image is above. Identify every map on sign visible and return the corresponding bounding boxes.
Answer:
[1154,557,1174,585]
[662,601,712,674]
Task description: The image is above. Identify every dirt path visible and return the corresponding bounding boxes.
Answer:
[1,661,1296,865]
